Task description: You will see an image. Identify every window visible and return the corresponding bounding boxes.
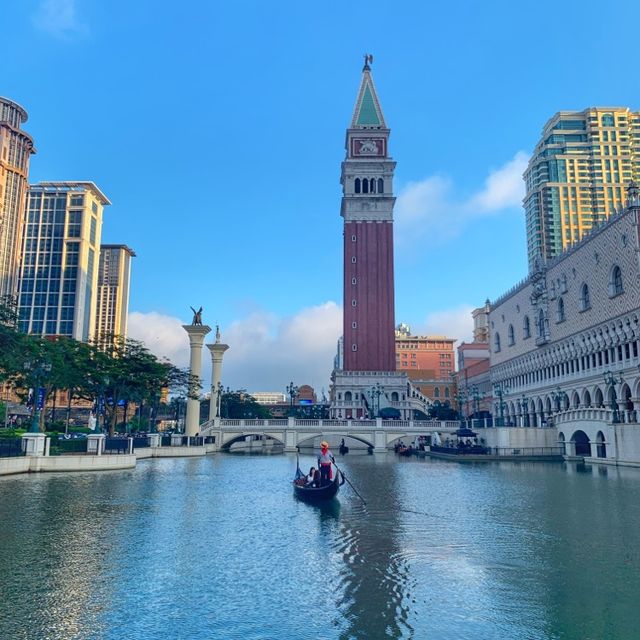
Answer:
[557,297,565,322]
[494,332,501,352]
[362,180,369,194]
[445,388,450,398]
[508,324,515,346]
[434,388,440,398]
[351,256,356,263]
[351,299,357,307]
[351,235,357,242]
[351,277,357,285]
[355,178,361,194]
[352,321,357,329]
[345,391,352,401]
[378,178,384,193]
[351,344,357,351]
[523,315,531,339]
[609,265,623,296]
[580,283,590,310]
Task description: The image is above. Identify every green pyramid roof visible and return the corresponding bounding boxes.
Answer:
[351,72,386,128]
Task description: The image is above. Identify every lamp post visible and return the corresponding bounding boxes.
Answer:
[286,381,299,415]
[603,370,623,423]
[470,385,482,417]
[24,360,52,433]
[454,388,467,420]
[493,382,509,426]
[521,395,529,427]
[369,383,384,418]
[551,387,568,414]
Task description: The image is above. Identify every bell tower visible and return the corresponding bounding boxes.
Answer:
[341,55,397,372]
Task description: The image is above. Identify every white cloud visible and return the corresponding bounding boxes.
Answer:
[127,302,343,396]
[395,151,528,245]
[32,0,88,38]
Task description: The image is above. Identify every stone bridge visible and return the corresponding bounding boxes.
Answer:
[199,417,461,453]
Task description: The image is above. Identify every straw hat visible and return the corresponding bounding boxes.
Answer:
[320,440,329,448]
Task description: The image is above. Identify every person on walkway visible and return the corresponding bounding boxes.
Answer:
[318,440,335,485]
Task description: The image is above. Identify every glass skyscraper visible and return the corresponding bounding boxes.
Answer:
[0,97,35,298]
[17,182,110,340]
[524,107,640,271]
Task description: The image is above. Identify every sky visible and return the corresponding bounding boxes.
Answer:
[3,0,640,395]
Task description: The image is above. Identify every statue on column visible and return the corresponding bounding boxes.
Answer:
[190,306,203,326]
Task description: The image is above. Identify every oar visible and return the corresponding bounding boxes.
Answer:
[332,460,366,505]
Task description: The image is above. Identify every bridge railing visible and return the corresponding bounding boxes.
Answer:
[212,418,460,431]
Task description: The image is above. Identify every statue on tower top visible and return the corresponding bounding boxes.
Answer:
[363,53,373,71]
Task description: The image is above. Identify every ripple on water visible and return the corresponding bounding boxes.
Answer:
[2,455,640,639]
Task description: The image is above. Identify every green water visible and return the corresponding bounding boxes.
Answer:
[0,454,639,639]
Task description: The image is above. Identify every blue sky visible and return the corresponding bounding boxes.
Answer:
[3,0,640,393]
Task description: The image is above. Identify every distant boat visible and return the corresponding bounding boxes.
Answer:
[339,443,349,455]
[293,467,344,502]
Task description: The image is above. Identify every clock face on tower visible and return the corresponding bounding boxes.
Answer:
[351,137,386,157]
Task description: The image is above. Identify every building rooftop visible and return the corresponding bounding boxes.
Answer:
[100,244,137,257]
[31,181,111,206]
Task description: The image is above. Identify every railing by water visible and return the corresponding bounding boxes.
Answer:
[430,445,564,457]
[0,438,25,458]
[49,439,88,456]
[104,438,130,454]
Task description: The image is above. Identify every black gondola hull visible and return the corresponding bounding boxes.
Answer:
[293,471,343,502]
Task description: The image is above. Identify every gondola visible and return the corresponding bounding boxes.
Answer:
[339,443,349,455]
[293,467,344,502]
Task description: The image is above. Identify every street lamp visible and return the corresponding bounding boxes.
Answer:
[454,388,467,420]
[603,370,623,423]
[23,360,52,433]
[551,387,568,413]
[286,381,299,412]
[369,383,384,418]
[216,381,224,418]
[521,395,529,427]
[493,382,509,426]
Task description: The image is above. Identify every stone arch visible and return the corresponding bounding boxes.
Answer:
[582,388,592,408]
[596,431,607,458]
[594,386,604,408]
[571,430,591,456]
[545,396,552,416]
[558,431,566,455]
[391,391,399,402]
[344,391,352,402]
[571,390,580,409]
[220,432,285,451]
[562,393,570,411]
[607,384,617,409]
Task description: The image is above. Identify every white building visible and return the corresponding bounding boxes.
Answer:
[250,392,287,406]
[489,183,640,465]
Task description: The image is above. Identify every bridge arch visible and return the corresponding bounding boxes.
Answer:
[296,433,375,450]
[596,431,607,458]
[220,432,286,451]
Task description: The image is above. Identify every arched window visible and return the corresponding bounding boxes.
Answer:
[391,391,399,401]
[610,265,623,296]
[362,179,369,194]
[434,387,440,398]
[378,178,384,193]
[494,332,501,352]
[508,324,515,346]
[557,297,565,322]
[523,315,531,339]
[445,387,450,398]
[354,178,361,194]
[351,344,357,351]
[370,178,376,193]
[538,309,546,337]
[580,283,590,310]
[344,391,352,401]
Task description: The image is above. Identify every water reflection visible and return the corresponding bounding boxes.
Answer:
[2,455,640,639]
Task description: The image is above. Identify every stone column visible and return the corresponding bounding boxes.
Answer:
[182,324,211,437]
[206,326,229,421]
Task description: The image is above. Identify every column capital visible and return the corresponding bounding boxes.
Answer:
[182,324,212,346]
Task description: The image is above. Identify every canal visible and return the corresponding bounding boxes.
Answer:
[1,453,639,639]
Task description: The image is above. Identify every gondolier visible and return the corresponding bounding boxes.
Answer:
[318,441,335,485]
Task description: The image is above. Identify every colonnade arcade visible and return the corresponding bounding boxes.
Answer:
[492,311,640,427]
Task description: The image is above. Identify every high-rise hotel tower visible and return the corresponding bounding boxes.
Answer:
[524,107,640,271]
[0,98,35,298]
[17,182,110,341]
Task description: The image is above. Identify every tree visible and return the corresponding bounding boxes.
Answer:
[220,390,271,419]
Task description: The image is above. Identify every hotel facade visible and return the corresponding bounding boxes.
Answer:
[525,107,640,271]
